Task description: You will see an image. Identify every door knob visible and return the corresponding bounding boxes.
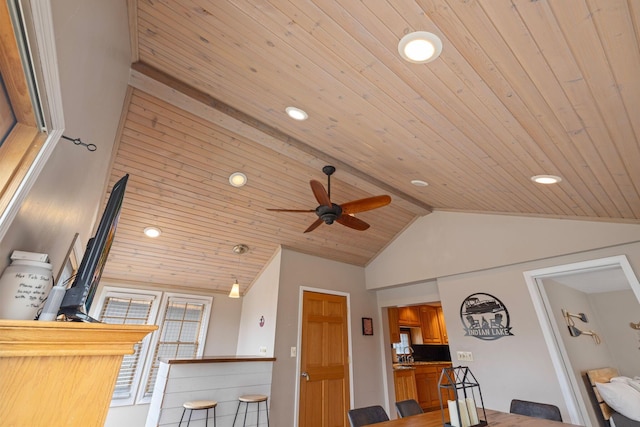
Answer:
[301,371,310,381]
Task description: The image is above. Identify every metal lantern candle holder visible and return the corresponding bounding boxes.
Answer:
[438,366,487,427]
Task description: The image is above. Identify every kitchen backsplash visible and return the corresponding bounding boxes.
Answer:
[412,344,451,362]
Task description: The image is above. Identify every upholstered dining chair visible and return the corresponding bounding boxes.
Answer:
[395,399,423,418]
[347,405,390,427]
[509,399,562,422]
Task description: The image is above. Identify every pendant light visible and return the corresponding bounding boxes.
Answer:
[229,244,248,298]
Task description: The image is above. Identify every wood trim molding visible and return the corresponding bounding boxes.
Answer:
[0,0,65,242]
[0,320,157,357]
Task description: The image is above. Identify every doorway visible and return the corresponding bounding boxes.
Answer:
[524,255,640,426]
[297,289,352,427]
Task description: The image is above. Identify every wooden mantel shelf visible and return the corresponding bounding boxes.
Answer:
[0,319,157,356]
[0,320,157,427]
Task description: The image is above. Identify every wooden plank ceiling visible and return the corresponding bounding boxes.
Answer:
[102,0,640,295]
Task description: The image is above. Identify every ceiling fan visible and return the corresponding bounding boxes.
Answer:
[267,166,391,233]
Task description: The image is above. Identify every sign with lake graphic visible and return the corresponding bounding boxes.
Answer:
[460,293,513,340]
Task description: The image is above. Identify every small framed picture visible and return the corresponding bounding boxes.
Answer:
[362,317,373,336]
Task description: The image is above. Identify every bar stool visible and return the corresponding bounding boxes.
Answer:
[179,400,217,427]
[232,394,269,426]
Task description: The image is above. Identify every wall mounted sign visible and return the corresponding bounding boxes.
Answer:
[460,293,513,340]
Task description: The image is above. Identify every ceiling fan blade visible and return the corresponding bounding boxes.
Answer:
[341,195,391,214]
[336,214,370,231]
[266,208,315,213]
[304,218,324,233]
[310,180,332,207]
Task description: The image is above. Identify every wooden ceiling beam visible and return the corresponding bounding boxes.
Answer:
[129,61,432,216]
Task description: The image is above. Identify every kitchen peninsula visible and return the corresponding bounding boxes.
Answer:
[145,356,276,427]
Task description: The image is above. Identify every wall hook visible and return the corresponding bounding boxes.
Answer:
[630,321,640,330]
[62,135,97,152]
[562,309,588,323]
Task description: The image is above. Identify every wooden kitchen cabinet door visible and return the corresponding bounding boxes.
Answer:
[419,305,441,344]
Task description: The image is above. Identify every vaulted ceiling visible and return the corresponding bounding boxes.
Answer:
[102,0,640,295]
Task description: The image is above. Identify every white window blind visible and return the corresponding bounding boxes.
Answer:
[98,295,155,401]
[143,298,207,397]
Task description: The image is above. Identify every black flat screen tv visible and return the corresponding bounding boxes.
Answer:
[58,174,129,322]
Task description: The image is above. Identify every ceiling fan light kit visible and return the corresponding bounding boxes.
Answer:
[267,166,391,233]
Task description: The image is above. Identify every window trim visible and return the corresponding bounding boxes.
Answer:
[90,286,162,407]
[0,0,64,242]
[136,292,212,404]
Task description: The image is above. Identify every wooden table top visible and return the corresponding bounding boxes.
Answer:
[366,409,580,427]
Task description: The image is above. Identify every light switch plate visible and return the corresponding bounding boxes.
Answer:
[290,347,297,357]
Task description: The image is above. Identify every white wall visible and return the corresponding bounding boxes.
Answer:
[236,248,281,356]
[368,210,640,424]
[366,211,640,289]
[269,248,384,426]
[589,290,640,377]
[543,280,616,425]
[0,0,131,278]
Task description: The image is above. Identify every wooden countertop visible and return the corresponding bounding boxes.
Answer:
[160,355,276,364]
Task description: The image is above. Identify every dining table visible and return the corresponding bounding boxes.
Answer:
[364,408,582,426]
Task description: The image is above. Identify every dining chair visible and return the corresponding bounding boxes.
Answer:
[509,399,562,422]
[395,399,423,418]
[347,405,390,427]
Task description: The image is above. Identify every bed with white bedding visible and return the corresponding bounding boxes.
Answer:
[585,368,640,427]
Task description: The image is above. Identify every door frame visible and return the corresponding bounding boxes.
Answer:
[523,255,640,426]
[293,286,355,427]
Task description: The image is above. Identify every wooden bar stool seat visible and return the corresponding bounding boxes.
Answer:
[233,394,269,426]
[179,400,217,427]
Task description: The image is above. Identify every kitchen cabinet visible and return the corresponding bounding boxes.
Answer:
[393,368,418,402]
[388,307,400,343]
[414,363,453,411]
[419,305,441,344]
[437,306,448,344]
[398,306,420,326]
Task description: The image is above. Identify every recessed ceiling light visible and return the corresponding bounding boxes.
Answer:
[143,226,162,238]
[411,179,429,187]
[229,172,247,187]
[531,175,562,184]
[285,106,308,121]
[398,31,442,64]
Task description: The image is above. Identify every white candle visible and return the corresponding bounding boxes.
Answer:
[448,400,460,427]
[458,399,471,427]
[466,397,479,425]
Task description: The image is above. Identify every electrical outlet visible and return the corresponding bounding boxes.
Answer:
[456,351,474,362]
[259,346,267,355]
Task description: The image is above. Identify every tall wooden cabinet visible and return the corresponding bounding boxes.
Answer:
[0,320,156,427]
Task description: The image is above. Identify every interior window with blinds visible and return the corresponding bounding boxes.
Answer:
[90,287,212,406]
[97,293,158,405]
[143,298,208,398]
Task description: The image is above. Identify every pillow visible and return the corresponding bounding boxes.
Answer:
[595,381,640,421]
[628,380,640,394]
[611,376,633,384]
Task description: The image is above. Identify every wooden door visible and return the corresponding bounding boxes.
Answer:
[298,291,350,427]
